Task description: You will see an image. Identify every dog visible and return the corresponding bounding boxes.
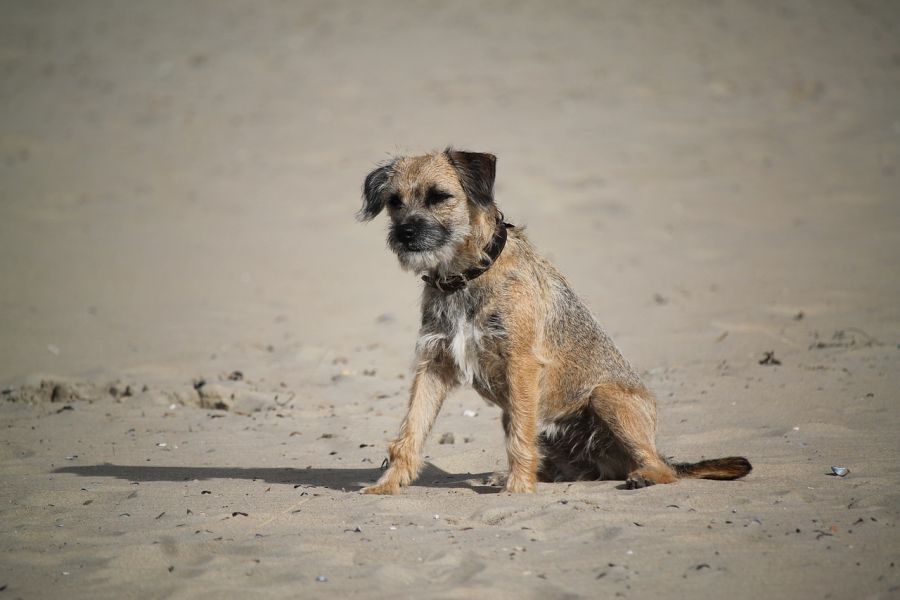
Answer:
[357,148,751,494]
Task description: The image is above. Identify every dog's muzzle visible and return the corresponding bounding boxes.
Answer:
[396,217,423,247]
[392,216,446,252]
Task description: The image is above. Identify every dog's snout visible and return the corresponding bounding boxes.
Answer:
[388,213,448,257]
[397,218,424,243]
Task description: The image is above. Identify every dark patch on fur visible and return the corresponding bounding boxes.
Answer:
[424,185,453,206]
[537,407,633,482]
[388,215,450,253]
[359,161,395,221]
[444,148,496,208]
[422,283,484,332]
[386,192,403,210]
[485,311,504,331]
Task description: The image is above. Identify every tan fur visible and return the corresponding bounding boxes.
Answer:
[362,357,456,495]
[359,150,752,494]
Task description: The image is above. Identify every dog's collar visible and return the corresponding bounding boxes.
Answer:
[422,215,513,293]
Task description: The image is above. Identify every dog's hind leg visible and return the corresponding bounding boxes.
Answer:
[589,382,677,489]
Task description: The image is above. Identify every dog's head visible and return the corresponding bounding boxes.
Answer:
[358,149,499,273]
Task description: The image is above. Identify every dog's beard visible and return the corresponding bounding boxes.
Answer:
[389,222,470,274]
[395,245,455,272]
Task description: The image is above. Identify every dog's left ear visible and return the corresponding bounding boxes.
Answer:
[445,149,496,208]
[358,161,395,221]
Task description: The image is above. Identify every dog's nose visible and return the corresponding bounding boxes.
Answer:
[397,219,422,243]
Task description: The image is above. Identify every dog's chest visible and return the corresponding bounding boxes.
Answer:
[421,292,493,385]
[448,315,480,385]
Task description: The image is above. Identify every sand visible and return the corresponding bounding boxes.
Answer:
[1,1,899,598]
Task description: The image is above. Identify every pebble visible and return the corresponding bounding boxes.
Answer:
[831,466,849,477]
[316,575,328,582]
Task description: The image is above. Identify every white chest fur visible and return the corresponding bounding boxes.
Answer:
[418,293,485,386]
[449,314,482,385]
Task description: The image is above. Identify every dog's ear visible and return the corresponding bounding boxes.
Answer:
[445,149,496,208]
[358,161,395,221]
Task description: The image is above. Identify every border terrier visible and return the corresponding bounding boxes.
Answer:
[357,149,751,494]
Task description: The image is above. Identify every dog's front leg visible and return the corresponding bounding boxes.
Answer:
[362,362,453,495]
[504,354,541,493]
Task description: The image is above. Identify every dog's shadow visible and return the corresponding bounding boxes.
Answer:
[53,462,503,494]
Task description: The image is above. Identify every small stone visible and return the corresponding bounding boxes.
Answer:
[49,382,82,403]
[315,575,327,582]
[759,351,781,366]
[831,466,849,477]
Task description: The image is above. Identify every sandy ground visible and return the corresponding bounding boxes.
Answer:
[2,1,899,598]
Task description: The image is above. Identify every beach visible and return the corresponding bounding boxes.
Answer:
[1,2,899,598]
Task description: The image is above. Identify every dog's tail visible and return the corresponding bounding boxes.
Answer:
[671,456,752,481]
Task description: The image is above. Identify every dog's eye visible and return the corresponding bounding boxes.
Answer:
[387,194,403,209]
[425,189,453,206]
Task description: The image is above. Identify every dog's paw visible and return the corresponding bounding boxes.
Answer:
[624,475,655,490]
[624,464,676,489]
[483,471,508,487]
[361,481,401,495]
[504,474,537,493]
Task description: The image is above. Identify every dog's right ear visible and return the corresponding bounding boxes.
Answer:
[358,161,395,221]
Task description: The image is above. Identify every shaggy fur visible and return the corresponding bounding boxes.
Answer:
[358,149,752,494]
